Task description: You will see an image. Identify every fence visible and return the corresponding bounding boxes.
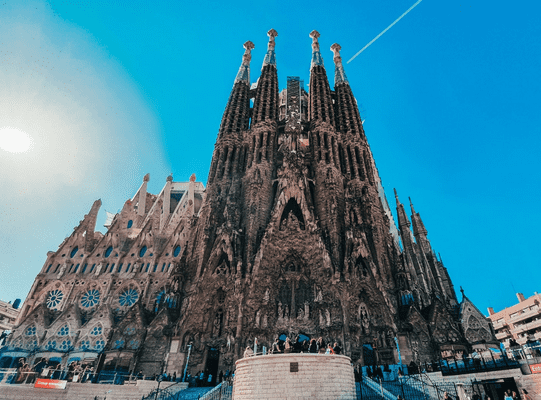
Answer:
[0,367,141,385]
[141,381,231,400]
[437,354,521,376]
[356,375,475,400]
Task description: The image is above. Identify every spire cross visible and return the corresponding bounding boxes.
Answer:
[267,29,278,50]
[309,30,321,52]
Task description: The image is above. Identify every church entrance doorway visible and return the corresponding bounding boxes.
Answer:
[204,347,220,386]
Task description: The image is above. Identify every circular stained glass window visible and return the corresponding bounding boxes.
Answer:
[119,288,139,307]
[46,289,64,309]
[95,339,105,351]
[90,326,103,336]
[59,340,72,351]
[128,339,140,349]
[26,326,36,336]
[58,325,70,336]
[81,289,100,308]
[80,339,90,350]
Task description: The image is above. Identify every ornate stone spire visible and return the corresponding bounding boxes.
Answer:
[310,30,324,68]
[234,41,255,84]
[330,43,348,85]
[262,29,278,67]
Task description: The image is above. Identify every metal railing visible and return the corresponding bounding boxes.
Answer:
[356,374,464,400]
[0,367,141,385]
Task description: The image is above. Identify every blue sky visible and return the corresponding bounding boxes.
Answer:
[0,0,539,316]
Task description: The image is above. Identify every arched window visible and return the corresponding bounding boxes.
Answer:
[104,246,113,258]
[139,246,147,257]
[173,245,181,257]
[70,246,79,258]
[127,220,133,228]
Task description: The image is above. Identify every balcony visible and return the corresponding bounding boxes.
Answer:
[511,318,541,335]
[493,320,507,330]
[496,331,511,340]
[509,308,541,324]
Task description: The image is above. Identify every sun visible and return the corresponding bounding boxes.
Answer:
[0,127,34,153]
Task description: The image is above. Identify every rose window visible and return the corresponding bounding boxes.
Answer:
[95,339,105,351]
[46,340,57,350]
[46,289,64,309]
[58,325,70,336]
[119,288,139,307]
[80,340,90,350]
[434,332,446,343]
[27,340,38,349]
[129,339,140,349]
[448,331,459,342]
[26,326,36,336]
[59,340,72,351]
[125,327,136,336]
[81,289,100,308]
[90,326,103,336]
[114,339,125,349]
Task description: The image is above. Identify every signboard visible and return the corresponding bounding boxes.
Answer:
[529,363,541,374]
[34,378,67,389]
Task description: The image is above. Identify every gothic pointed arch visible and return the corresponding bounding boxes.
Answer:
[279,198,305,230]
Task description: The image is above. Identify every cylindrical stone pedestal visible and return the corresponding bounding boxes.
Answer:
[232,353,356,400]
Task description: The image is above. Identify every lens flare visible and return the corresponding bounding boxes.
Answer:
[0,127,34,153]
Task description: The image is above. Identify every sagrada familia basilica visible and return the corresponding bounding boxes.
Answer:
[0,30,497,379]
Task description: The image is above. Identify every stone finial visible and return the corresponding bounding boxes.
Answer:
[262,30,278,67]
[242,41,255,64]
[235,41,254,84]
[309,30,321,51]
[189,173,196,182]
[330,43,342,61]
[143,173,150,182]
[310,30,324,68]
[409,197,416,213]
[267,29,278,50]
[166,174,173,182]
[331,43,348,85]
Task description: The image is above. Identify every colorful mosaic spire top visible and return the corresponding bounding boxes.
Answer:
[331,43,348,85]
[262,29,278,68]
[310,30,324,68]
[234,40,255,84]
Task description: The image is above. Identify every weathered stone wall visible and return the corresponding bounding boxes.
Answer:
[232,354,355,400]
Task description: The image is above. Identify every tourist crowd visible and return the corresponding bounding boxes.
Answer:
[243,335,343,357]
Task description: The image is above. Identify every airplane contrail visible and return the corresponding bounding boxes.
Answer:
[347,0,424,64]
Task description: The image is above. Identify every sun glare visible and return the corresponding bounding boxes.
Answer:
[0,127,33,153]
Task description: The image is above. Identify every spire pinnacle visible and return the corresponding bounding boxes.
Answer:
[310,30,324,68]
[234,41,255,84]
[330,43,348,85]
[394,188,400,203]
[262,29,278,67]
[409,196,415,213]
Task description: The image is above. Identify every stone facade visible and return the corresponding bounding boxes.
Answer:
[233,354,355,400]
[1,30,495,380]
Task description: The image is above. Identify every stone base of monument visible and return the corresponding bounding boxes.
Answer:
[232,353,356,400]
